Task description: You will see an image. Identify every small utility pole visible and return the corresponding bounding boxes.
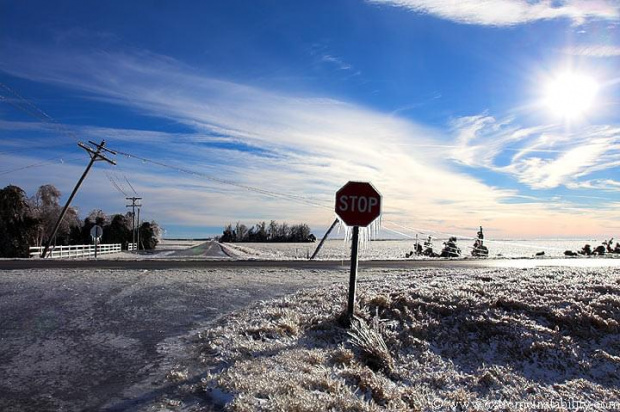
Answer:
[41,140,116,258]
[136,205,141,251]
[126,196,142,252]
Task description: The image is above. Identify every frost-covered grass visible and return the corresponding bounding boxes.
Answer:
[186,268,620,411]
[224,239,607,260]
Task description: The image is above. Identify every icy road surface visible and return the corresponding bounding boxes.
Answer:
[0,267,355,411]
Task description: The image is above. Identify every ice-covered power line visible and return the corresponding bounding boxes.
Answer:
[108,146,570,253]
[124,175,138,195]
[0,155,82,176]
[40,140,116,258]
[109,146,332,210]
[0,84,575,251]
[0,82,80,143]
[117,172,134,196]
[381,224,415,239]
[101,162,136,196]
[105,171,128,197]
[0,143,76,157]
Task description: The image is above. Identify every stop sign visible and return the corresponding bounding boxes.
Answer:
[335,181,382,227]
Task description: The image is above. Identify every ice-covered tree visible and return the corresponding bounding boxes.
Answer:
[0,185,39,257]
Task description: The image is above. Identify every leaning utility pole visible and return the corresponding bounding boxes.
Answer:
[41,140,116,258]
[126,196,142,252]
[310,218,340,260]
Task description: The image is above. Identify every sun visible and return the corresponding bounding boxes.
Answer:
[543,72,599,119]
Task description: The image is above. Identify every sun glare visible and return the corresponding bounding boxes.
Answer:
[544,72,599,119]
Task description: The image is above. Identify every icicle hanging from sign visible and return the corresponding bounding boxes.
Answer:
[337,214,382,251]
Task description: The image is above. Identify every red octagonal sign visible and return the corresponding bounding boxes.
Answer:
[335,181,382,227]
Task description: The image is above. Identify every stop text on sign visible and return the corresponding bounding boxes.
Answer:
[337,195,379,213]
[335,181,382,227]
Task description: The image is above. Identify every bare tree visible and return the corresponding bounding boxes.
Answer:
[30,184,78,246]
[268,220,278,241]
[235,221,248,242]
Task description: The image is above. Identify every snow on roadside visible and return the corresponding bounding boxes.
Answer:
[166,267,620,411]
[214,239,612,261]
[220,243,314,260]
[218,243,263,259]
[25,239,616,262]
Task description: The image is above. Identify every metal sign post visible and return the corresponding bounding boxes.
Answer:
[90,225,103,259]
[335,181,382,322]
[347,225,360,317]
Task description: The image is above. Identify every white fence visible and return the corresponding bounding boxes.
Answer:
[29,243,137,259]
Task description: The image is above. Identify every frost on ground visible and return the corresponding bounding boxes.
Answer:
[177,268,619,411]
[207,239,607,261]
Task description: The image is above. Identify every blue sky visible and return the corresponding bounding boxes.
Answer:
[1,0,620,239]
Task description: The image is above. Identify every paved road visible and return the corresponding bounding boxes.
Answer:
[3,256,620,271]
[0,267,354,411]
[166,240,229,258]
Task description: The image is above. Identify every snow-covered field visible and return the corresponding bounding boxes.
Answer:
[221,238,610,260]
[169,267,620,411]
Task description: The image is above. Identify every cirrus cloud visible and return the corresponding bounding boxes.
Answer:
[563,45,620,57]
[450,115,620,189]
[3,40,620,238]
[368,0,620,26]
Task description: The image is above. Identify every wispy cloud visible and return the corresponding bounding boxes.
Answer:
[450,115,620,189]
[567,178,620,191]
[309,44,358,75]
[2,42,620,237]
[320,54,353,71]
[563,45,620,57]
[369,0,620,26]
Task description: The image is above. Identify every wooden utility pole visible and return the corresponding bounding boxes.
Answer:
[126,196,142,252]
[136,205,141,251]
[310,218,339,260]
[41,140,116,258]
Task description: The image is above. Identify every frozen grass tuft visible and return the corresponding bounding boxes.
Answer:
[347,315,394,374]
[191,268,620,411]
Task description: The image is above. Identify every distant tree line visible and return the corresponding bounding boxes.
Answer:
[219,221,316,243]
[0,184,161,258]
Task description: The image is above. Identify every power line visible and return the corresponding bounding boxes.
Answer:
[0,155,82,176]
[124,175,138,195]
[105,171,128,197]
[108,145,560,253]
[0,143,75,157]
[101,161,139,200]
[109,146,331,210]
[0,84,569,252]
[41,140,116,258]
[0,82,80,143]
